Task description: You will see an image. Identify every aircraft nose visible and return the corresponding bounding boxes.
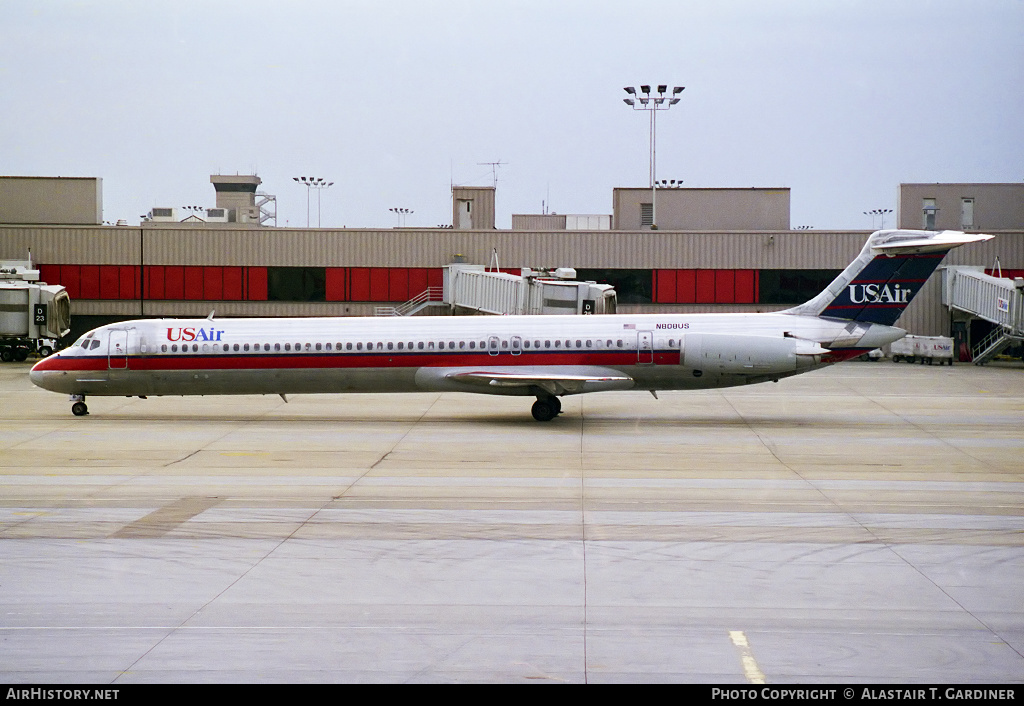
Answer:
[29,354,58,389]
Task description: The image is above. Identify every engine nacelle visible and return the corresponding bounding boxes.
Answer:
[682,333,818,375]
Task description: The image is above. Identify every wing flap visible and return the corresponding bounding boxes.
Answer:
[448,369,633,395]
[415,365,635,396]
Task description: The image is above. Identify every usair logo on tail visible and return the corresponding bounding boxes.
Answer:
[846,283,912,305]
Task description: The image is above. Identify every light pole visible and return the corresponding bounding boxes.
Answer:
[624,85,684,229]
[863,208,893,230]
[389,207,413,227]
[293,176,334,227]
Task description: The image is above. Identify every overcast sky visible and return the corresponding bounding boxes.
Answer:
[2,0,1022,230]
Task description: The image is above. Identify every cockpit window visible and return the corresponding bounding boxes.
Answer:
[89,339,101,350]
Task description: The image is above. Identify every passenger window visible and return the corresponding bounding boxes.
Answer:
[459,341,466,349]
[162,344,168,352]
[244,343,250,352]
[418,342,424,350]
[388,342,394,350]
[316,343,322,351]
[171,344,178,352]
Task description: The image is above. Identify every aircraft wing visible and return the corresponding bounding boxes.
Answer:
[437,366,635,396]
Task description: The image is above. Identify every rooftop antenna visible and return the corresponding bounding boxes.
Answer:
[478,160,506,188]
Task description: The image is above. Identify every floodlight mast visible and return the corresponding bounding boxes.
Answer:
[293,176,334,227]
[623,85,684,229]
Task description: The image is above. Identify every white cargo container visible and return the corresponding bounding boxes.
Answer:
[891,335,954,365]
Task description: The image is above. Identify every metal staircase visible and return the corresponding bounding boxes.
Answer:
[943,268,1024,364]
[374,287,446,317]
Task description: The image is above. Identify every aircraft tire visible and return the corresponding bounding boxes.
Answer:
[531,399,558,422]
[71,402,89,417]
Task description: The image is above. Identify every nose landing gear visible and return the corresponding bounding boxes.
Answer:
[70,395,89,416]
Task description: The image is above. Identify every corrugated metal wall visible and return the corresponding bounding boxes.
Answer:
[3,224,1022,336]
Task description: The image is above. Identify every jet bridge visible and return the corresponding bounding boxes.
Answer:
[442,264,617,316]
[942,267,1024,364]
[376,265,617,317]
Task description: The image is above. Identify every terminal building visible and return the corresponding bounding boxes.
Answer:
[1,175,1022,355]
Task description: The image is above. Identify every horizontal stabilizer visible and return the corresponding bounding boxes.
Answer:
[870,230,994,254]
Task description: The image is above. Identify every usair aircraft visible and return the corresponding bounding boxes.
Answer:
[30,229,992,421]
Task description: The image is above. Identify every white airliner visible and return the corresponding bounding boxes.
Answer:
[30,229,992,421]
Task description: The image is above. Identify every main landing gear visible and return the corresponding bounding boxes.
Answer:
[531,396,562,422]
[70,394,88,416]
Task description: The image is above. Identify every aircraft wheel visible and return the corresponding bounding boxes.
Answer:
[71,401,89,417]
[531,399,558,422]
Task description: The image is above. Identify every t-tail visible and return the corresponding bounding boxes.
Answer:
[786,230,994,326]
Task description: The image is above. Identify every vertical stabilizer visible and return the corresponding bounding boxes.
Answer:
[786,230,993,326]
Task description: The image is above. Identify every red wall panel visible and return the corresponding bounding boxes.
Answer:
[676,269,696,304]
[222,267,243,300]
[369,268,389,302]
[246,267,267,301]
[715,270,735,304]
[38,264,60,287]
[164,266,184,300]
[183,267,204,300]
[695,270,716,304]
[98,265,119,299]
[408,268,429,296]
[58,265,81,299]
[653,270,673,303]
[203,267,223,301]
[734,270,755,304]
[145,266,165,299]
[120,265,138,299]
[325,268,348,301]
[388,268,409,302]
[349,268,370,301]
[427,268,443,289]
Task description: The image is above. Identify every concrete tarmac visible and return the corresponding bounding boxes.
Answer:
[1,359,1022,683]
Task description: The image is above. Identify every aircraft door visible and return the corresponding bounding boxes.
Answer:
[511,336,522,356]
[488,335,500,356]
[637,331,653,364]
[108,330,128,369]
